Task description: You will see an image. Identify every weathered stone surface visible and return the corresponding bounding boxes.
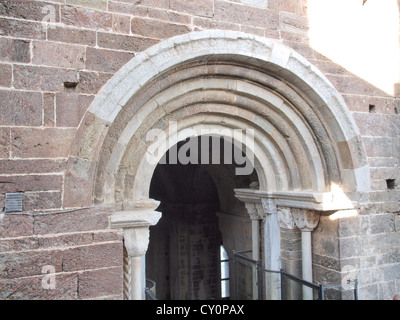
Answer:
[62,242,123,272]
[268,0,307,15]
[86,47,135,73]
[169,0,213,17]
[0,214,34,238]
[0,159,66,175]
[23,192,62,212]
[0,174,63,193]
[97,32,159,52]
[47,26,96,46]
[32,41,86,69]
[56,93,94,127]
[11,128,75,158]
[43,92,55,127]
[0,64,12,87]
[70,111,110,162]
[0,1,60,22]
[131,17,191,39]
[61,5,112,31]
[33,206,113,235]
[13,65,78,92]
[0,38,30,63]
[78,266,123,299]
[0,249,63,279]
[214,0,279,29]
[0,127,10,158]
[0,17,45,40]
[76,71,113,94]
[66,0,107,11]
[370,214,395,235]
[111,14,131,34]
[0,273,78,300]
[0,90,42,126]
[63,158,97,208]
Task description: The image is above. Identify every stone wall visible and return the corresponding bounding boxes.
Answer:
[0,0,399,299]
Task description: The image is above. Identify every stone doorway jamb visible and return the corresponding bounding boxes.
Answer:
[110,199,162,300]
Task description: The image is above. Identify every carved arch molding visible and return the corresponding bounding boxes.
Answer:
[65,30,371,299]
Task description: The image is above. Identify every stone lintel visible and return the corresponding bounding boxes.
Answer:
[110,210,162,229]
[234,188,357,212]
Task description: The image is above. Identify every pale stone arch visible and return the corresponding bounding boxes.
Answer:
[65,30,373,300]
[67,30,370,211]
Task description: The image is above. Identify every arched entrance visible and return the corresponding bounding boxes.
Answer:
[66,30,370,300]
[146,136,258,300]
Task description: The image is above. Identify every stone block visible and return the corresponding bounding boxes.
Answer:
[62,242,123,272]
[11,128,75,158]
[214,0,279,29]
[0,38,30,63]
[112,14,131,34]
[66,0,107,11]
[78,266,123,299]
[0,236,40,253]
[47,26,96,46]
[0,174,63,193]
[97,32,159,52]
[0,17,45,40]
[43,92,55,127]
[32,41,86,69]
[86,47,135,73]
[62,158,97,208]
[33,206,113,235]
[76,71,113,94]
[0,214,34,238]
[0,64,12,87]
[0,249,63,279]
[23,191,62,212]
[0,127,10,158]
[0,1,60,22]
[61,5,112,31]
[268,0,307,15]
[13,65,78,92]
[0,273,78,300]
[0,159,66,175]
[56,93,94,127]
[370,214,395,234]
[169,0,213,17]
[131,17,191,39]
[0,89,42,126]
[279,11,309,34]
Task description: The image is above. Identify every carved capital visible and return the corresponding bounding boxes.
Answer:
[123,227,150,257]
[277,207,295,229]
[245,202,261,220]
[292,209,320,231]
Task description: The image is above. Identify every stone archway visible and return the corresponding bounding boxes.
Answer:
[66,30,370,300]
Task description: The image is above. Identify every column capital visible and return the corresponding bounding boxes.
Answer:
[292,209,320,232]
[277,207,296,229]
[244,202,262,220]
[110,207,162,257]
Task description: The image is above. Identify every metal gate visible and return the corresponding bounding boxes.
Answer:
[231,250,358,300]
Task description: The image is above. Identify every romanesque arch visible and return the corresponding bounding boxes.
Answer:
[66,30,370,299]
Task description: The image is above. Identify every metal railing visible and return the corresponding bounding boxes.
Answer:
[231,250,358,300]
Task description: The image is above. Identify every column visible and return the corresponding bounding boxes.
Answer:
[244,202,261,300]
[292,209,320,300]
[110,201,162,300]
[260,198,281,300]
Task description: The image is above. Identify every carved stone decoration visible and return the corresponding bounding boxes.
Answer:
[261,198,277,216]
[277,207,295,229]
[245,202,261,220]
[292,209,320,231]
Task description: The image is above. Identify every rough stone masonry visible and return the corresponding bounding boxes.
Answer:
[0,0,399,300]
